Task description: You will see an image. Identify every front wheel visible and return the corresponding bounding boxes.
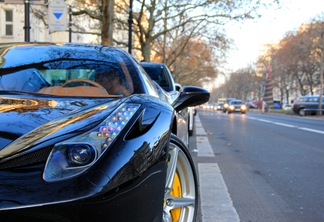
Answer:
[298,108,305,116]
[163,134,198,222]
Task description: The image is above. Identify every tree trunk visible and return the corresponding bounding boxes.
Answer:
[101,0,114,46]
[142,42,152,62]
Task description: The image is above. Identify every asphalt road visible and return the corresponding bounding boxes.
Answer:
[190,109,324,222]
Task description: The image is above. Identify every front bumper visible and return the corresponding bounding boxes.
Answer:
[0,160,166,222]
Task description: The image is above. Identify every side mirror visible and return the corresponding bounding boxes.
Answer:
[172,86,210,112]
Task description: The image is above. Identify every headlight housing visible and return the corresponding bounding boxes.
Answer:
[241,105,247,110]
[43,103,140,182]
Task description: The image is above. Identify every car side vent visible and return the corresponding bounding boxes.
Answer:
[0,146,53,170]
[125,110,159,140]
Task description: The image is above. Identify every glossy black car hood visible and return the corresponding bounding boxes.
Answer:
[0,92,173,212]
[0,93,119,160]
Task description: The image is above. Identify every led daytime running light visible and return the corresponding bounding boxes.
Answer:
[94,104,140,149]
[43,103,140,182]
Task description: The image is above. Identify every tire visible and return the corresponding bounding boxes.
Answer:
[163,134,198,222]
[298,108,305,116]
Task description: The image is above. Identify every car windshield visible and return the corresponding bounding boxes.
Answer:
[0,46,136,97]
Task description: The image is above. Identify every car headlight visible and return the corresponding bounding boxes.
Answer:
[224,104,229,108]
[43,103,140,182]
[241,105,247,110]
[229,105,234,110]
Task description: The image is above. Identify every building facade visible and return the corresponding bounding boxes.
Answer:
[0,0,71,43]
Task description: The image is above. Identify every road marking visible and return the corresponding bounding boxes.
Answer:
[198,163,240,222]
[195,115,215,157]
[196,115,240,222]
[245,116,324,135]
[273,122,295,127]
[256,119,272,123]
[195,115,206,135]
[299,127,324,134]
[196,136,215,157]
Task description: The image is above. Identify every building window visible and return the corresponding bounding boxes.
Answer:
[4,9,13,36]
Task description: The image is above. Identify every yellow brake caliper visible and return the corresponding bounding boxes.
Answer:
[170,171,182,221]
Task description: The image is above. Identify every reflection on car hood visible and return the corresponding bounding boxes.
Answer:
[0,93,118,158]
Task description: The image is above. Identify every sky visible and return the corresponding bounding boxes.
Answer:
[224,0,324,72]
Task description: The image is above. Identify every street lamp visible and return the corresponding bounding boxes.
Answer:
[128,0,133,54]
[69,6,72,42]
[24,0,31,42]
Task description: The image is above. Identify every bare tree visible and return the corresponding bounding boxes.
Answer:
[170,37,219,86]
[31,0,115,45]
[217,15,324,104]
[126,0,269,61]
[101,0,115,45]
[31,0,281,89]
[271,21,324,97]
[116,0,275,59]
[217,66,263,101]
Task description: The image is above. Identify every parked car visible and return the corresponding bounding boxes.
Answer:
[202,103,214,110]
[216,102,224,110]
[223,98,236,113]
[140,62,196,137]
[227,100,247,114]
[282,104,292,111]
[139,62,176,92]
[292,95,324,116]
[0,43,210,222]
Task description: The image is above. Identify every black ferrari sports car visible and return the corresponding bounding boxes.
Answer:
[0,43,209,222]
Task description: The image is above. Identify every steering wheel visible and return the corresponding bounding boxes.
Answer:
[62,78,106,89]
